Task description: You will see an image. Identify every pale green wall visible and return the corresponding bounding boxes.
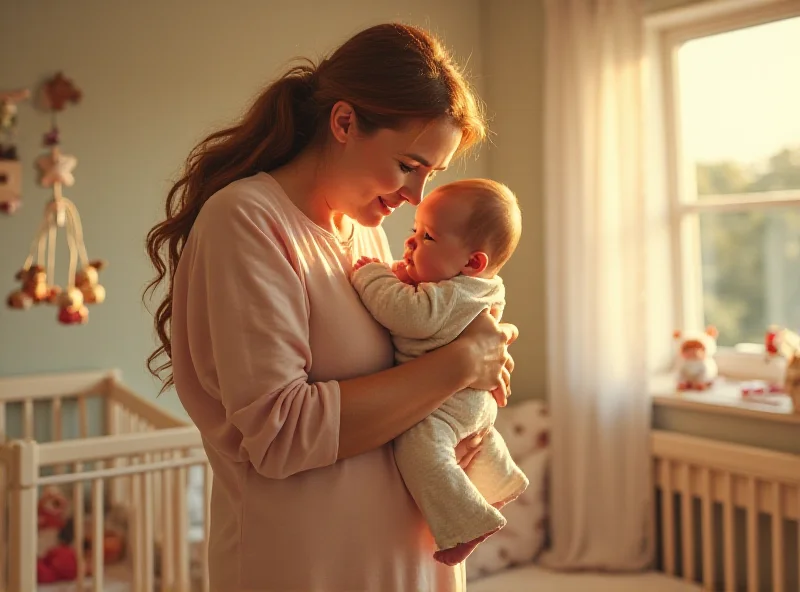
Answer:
[480,0,548,403]
[0,0,487,418]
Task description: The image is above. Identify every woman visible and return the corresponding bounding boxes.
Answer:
[145,23,518,591]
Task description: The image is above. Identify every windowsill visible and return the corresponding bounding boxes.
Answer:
[650,373,800,425]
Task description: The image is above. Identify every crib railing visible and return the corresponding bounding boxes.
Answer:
[0,370,210,592]
[0,370,185,445]
[652,430,800,592]
[2,428,210,592]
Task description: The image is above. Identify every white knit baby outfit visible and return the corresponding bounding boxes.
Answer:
[351,263,529,561]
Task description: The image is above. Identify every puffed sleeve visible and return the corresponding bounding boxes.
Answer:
[181,192,340,479]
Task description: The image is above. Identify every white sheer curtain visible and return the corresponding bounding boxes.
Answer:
[540,0,653,571]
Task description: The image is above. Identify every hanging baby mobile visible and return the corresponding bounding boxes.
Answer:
[5,72,107,325]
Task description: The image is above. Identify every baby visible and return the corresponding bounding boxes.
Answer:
[351,178,527,566]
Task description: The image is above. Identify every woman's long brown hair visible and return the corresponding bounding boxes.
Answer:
[144,23,486,393]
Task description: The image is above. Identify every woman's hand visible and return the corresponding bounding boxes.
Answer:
[458,309,518,407]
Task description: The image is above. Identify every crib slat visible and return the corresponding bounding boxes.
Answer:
[105,401,120,507]
[723,472,735,592]
[161,463,175,591]
[203,462,212,592]
[52,396,62,441]
[747,477,758,592]
[174,464,190,591]
[126,456,142,592]
[701,467,713,589]
[0,455,6,589]
[78,395,88,438]
[661,459,676,575]
[52,397,65,474]
[74,462,86,592]
[120,408,130,435]
[681,463,695,581]
[771,482,784,592]
[23,399,34,439]
[7,442,37,592]
[154,451,162,542]
[0,402,8,585]
[104,397,117,437]
[143,455,155,592]
[130,461,143,592]
[92,478,104,592]
[0,401,6,442]
[112,405,126,507]
[797,486,800,591]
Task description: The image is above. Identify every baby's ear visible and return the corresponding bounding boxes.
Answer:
[462,252,489,276]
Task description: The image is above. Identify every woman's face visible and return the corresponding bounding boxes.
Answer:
[326,104,463,227]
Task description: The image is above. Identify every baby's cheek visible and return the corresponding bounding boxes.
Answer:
[429,254,456,280]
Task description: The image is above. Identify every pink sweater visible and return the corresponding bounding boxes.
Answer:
[170,173,464,591]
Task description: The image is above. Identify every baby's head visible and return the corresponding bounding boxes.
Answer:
[403,179,522,284]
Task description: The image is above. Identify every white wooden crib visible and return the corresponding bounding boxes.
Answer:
[470,429,800,592]
[0,370,210,592]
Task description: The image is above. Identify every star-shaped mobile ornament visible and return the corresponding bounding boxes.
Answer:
[5,72,108,325]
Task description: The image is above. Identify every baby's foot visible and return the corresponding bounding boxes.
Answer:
[433,526,502,566]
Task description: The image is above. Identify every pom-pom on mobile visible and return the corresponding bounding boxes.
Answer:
[5,72,107,325]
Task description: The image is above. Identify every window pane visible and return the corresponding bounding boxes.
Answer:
[700,207,800,346]
[678,16,800,198]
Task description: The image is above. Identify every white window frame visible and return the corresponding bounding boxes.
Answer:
[646,0,800,381]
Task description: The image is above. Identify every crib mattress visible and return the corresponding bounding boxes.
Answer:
[468,564,702,592]
[36,562,132,592]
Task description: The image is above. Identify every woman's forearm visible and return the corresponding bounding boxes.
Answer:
[336,340,474,460]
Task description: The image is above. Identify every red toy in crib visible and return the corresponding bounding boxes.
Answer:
[36,487,82,584]
[38,546,79,584]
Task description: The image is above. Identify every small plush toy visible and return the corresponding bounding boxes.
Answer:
[786,357,800,414]
[36,486,83,584]
[766,326,800,413]
[57,287,89,325]
[6,282,33,309]
[37,487,70,557]
[74,259,107,304]
[37,546,79,584]
[6,265,59,309]
[673,326,719,391]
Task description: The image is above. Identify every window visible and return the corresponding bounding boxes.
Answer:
[650,2,800,373]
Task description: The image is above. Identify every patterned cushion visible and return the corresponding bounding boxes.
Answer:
[465,399,550,582]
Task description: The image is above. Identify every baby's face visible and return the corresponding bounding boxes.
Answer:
[403,189,474,284]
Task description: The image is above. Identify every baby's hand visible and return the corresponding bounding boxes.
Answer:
[353,256,382,272]
[392,260,414,285]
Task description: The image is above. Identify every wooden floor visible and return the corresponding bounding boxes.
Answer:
[469,564,702,592]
